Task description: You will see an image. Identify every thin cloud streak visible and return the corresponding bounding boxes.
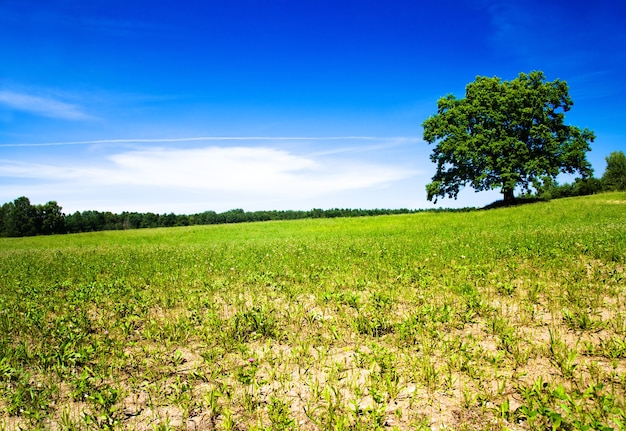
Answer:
[307,137,422,157]
[0,136,422,148]
[0,90,92,120]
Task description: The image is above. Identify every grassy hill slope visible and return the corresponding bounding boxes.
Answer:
[1,193,625,430]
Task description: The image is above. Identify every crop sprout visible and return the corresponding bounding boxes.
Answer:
[0,193,625,430]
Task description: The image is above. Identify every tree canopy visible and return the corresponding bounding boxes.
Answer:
[601,150,626,191]
[422,71,595,203]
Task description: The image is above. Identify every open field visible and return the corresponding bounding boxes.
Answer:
[1,193,625,430]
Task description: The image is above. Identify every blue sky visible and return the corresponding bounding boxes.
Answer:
[1,0,624,214]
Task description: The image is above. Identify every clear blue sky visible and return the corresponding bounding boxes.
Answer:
[1,0,624,213]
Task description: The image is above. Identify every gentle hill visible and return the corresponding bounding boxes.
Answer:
[1,193,625,430]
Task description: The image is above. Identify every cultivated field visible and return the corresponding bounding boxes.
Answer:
[1,193,625,430]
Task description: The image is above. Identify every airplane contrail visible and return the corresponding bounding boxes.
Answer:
[0,136,421,148]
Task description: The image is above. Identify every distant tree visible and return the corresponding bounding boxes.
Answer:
[140,212,159,228]
[423,71,595,203]
[65,211,84,233]
[101,211,122,230]
[80,210,104,232]
[573,176,603,196]
[223,209,246,223]
[161,213,177,227]
[121,212,140,229]
[2,196,38,236]
[601,150,626,191]
[197,211,218,225]
[175,215,190,226]
[0,202,9,236]
[38,201,65,235]
[309,208,324,218]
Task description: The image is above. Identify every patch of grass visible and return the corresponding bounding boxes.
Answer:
[1,192,625,429]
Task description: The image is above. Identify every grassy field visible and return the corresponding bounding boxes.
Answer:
[1,193,625,430]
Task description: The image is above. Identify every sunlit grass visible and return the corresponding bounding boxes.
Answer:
[1,192,625,430]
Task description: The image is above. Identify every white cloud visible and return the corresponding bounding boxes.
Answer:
[108,147,319,191]
[0,137,511,213]
[0,90,91,120]
[0,145,420,212]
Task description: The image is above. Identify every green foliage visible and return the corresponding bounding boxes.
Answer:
[231,306,281,341]
[602,150,626,191]
[0,197,66,237]
[267,396,296,430]
[533,176,604,200]
[423,71,594,202]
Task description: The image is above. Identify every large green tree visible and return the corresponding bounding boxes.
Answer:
[601,150,626,191]
[422,71,595,203]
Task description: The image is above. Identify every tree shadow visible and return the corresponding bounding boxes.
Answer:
[481,196,546,210]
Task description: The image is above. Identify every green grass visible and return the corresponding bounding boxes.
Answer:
[1,192,625,430]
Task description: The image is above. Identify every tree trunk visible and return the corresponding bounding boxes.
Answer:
[503,188,515,202]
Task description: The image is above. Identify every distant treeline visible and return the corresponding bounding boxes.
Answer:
[0,197,471,238]
[531,176,605,200]
[3,149,624,238]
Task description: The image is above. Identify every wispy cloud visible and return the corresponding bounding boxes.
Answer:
[0,136,421,148]
[1,146,416,191]
[0,144,420,212]
[0,90,91,120]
